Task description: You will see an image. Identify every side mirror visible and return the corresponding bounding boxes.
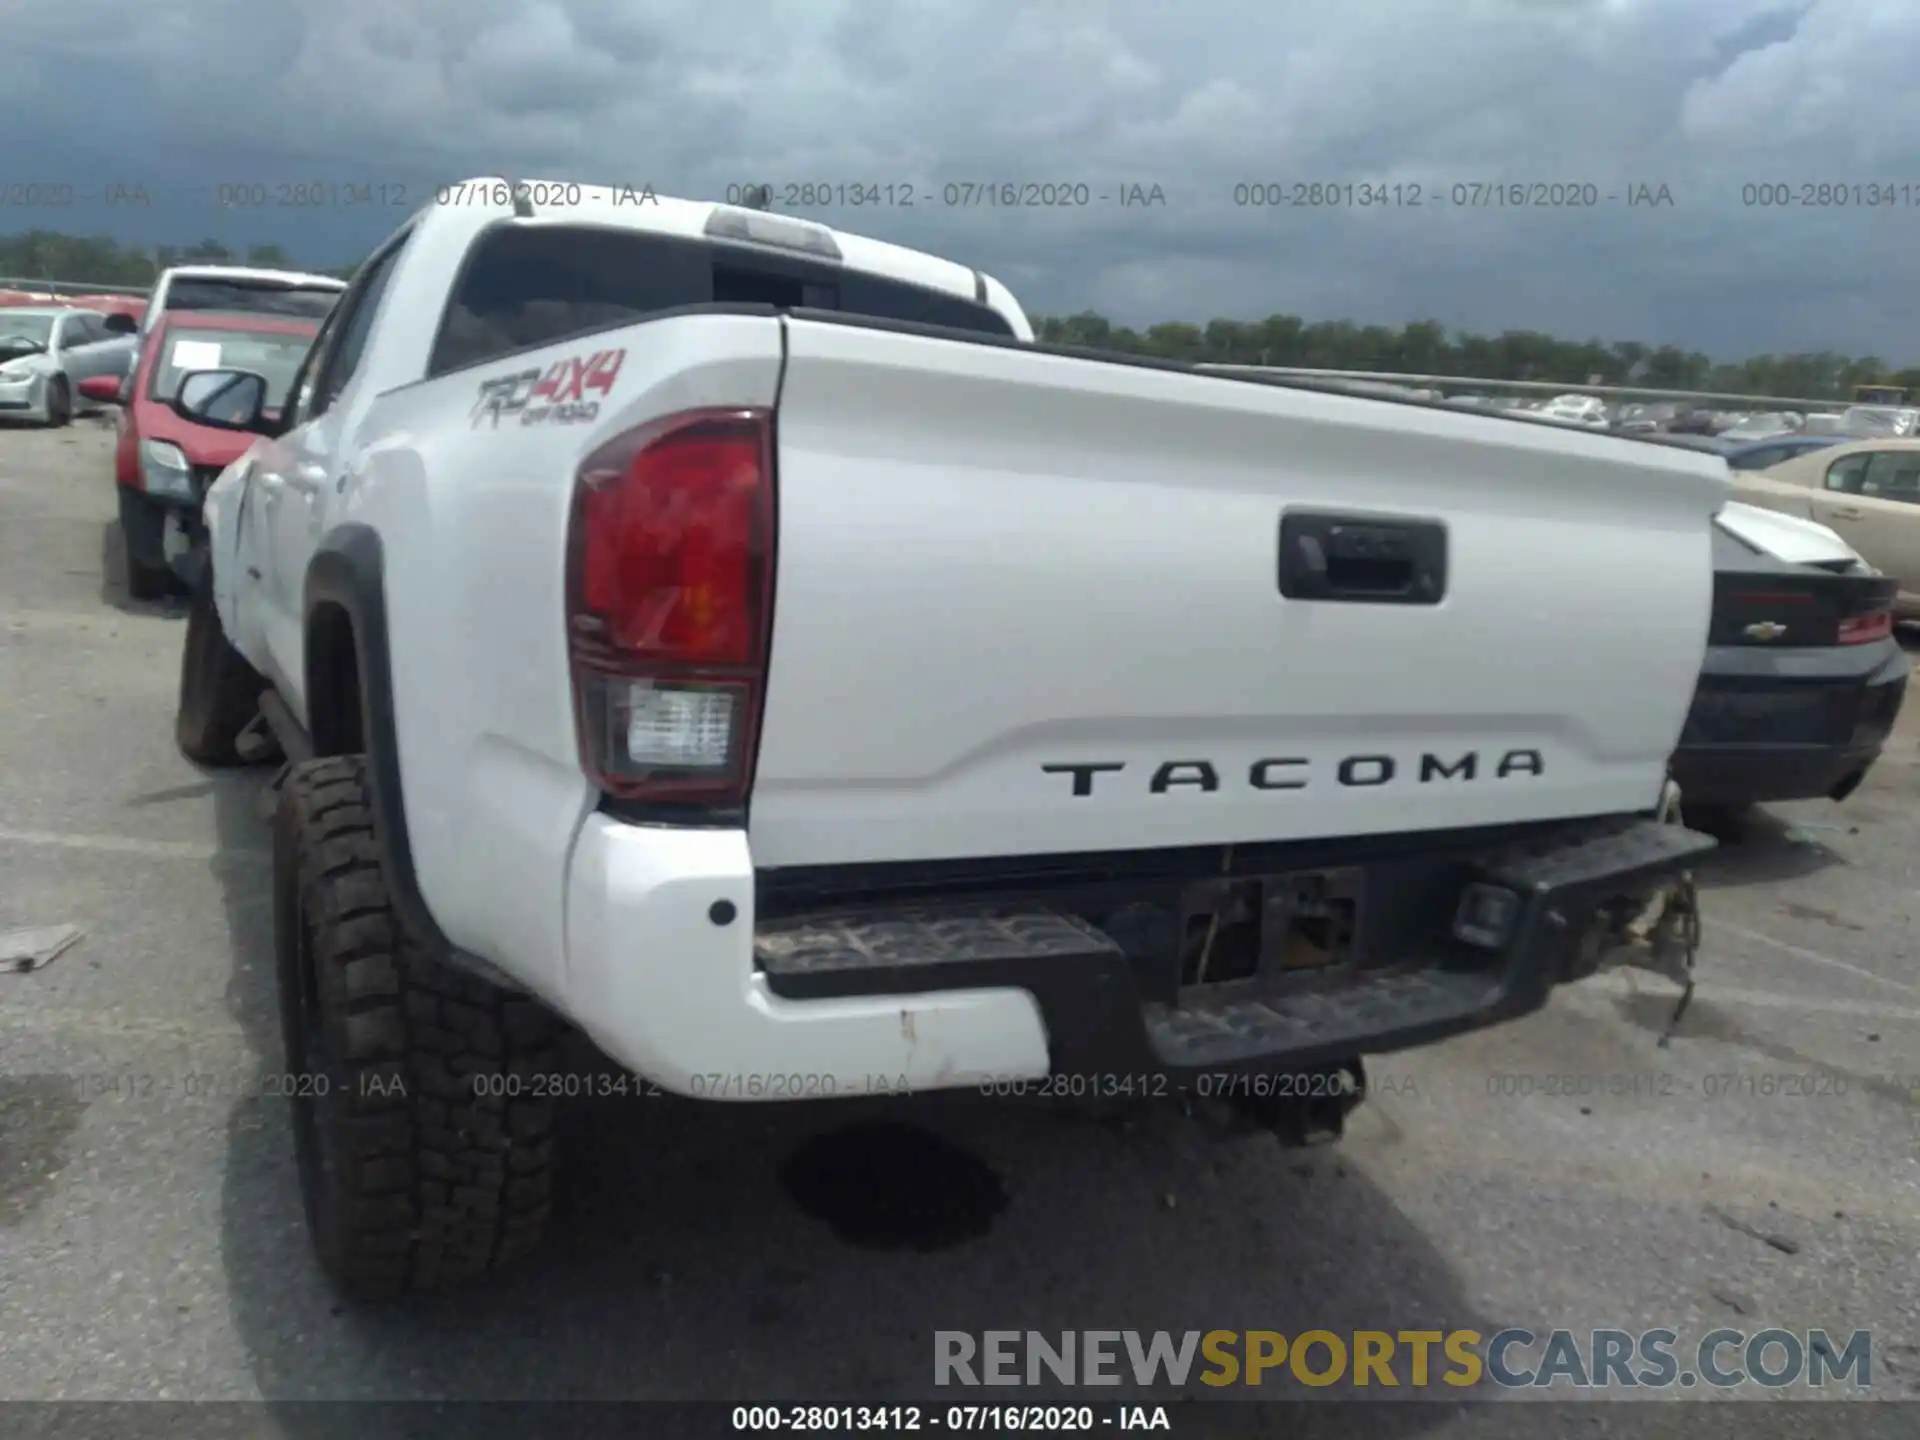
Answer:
[78,375,122,403]
[172,369,272,433]
[102,312,138,336]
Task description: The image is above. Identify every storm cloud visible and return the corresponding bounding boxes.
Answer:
[3,0,1914,357]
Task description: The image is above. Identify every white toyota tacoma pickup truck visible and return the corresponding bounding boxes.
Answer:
[164,178,1725,1299]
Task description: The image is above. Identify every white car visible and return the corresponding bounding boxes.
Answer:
[139,264,346,336]
[0,305,139,426]
[162,177,1725,1299]
[1720,411,1800,440]
[1533,394,1611,428]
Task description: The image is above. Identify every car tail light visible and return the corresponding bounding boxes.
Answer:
[1838,609,1892,645]
[566,407,775,805]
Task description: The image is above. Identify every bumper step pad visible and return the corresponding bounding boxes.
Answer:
[757,903,1124,980]
[1473,817,1715,894]
[1142,971,1497,1068]
[752,818,1712,1074]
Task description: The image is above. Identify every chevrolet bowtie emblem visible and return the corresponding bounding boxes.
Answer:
[1744,621,1788,641]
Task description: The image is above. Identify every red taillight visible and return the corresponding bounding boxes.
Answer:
[566,407,775,805]
[1838,609,1892,645]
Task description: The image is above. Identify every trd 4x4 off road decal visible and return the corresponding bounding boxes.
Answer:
[471,348,626,429]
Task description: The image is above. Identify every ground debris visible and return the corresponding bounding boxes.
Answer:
[1709,1285,1756,1316]
[1706,1202,1800,1255]
[0,923,83,974]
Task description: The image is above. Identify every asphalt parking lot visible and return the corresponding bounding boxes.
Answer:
[1,421,1917,1426]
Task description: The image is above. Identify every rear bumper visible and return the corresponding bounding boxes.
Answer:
[561,814,1713,1098]
[1669,639,1908,806]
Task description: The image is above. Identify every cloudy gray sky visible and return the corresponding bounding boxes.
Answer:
[3,0,1915,359]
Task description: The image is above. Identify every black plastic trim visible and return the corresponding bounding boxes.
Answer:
[1671,744,1887,807]
[1696,635,1906,682]
[1278,510,1447,604]
[301,524,452,952]
[757,818,1711,1076]
[758,815,1642,917]
[1672,638,1907,804]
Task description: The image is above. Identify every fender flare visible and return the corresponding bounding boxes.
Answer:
[303,524,453,953]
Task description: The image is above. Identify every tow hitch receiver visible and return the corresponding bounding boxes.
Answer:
[1569,780,1706,1045]
[1199,1058,1368,1147]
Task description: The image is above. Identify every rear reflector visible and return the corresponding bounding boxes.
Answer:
[1838,610,1892,645]
[566,408,775,805]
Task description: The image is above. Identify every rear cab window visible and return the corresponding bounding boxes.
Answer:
[426,222,1014,377]
[163,279,343,322]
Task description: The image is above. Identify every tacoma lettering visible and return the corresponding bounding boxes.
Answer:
[1044,750,1544,796]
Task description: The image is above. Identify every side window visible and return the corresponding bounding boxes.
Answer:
[280,310,340,429]
[306,235,410,421]
[1862,451,1920,502]
[53,314,83,349]
[1824,454,1870,494]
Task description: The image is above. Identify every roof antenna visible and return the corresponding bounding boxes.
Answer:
[739,184,773,211]
[507,178,534,219]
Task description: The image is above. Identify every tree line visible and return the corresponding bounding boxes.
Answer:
[0,229,356,286]
[4,227,1912,400]
[1032,313,1919,402]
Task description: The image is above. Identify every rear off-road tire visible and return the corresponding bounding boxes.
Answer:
[176,576,266,765]
[275,755,562,1300]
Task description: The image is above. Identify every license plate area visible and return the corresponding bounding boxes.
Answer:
[1178,868,1364,987]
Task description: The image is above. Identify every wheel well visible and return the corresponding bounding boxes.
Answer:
[305,601,364,756]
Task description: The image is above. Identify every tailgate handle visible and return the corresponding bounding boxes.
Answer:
[1279,512,1447,605]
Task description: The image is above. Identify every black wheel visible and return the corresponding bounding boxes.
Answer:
[125,551,173,601]
[275,756,562,1300]
[44,376,71,428]
[117,487,174,601]
[176,576,268,765]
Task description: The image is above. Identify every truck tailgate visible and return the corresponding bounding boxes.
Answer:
[750,318,1728,868]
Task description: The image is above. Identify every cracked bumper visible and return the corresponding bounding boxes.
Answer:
[561,813,1712,1100]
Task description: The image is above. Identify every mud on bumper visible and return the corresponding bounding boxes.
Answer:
[753,818,1714,1079]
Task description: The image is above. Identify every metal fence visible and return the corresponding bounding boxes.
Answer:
[0,276,151,298]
